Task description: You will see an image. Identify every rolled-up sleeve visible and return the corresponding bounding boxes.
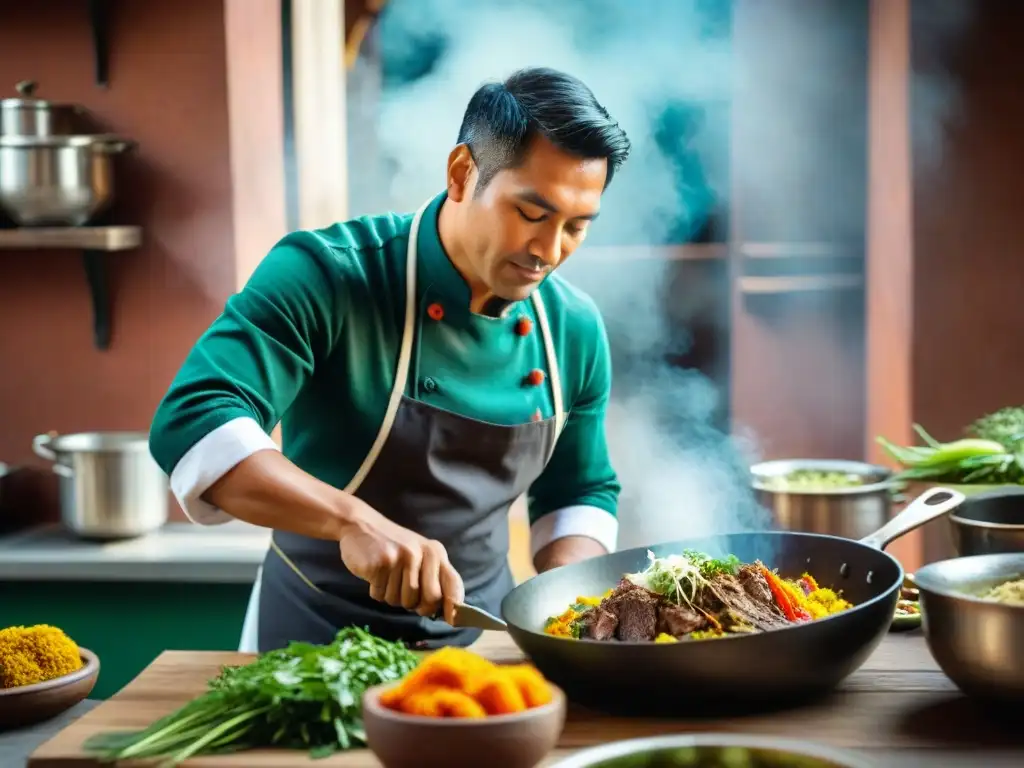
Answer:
[149,233,345,524]
[527,310,620,555]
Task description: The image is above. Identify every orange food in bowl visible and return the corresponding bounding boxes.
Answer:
[378,647,554,718]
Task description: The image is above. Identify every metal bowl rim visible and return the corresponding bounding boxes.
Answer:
[949,509,1024,531]
[41,431,152,454]
[750,458,895,496]
[549,733,879,768]
[913,553,1024,605]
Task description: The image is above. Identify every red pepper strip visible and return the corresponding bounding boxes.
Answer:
[802,573,820,592]
[697,607,722,632]
[759,565,810,622]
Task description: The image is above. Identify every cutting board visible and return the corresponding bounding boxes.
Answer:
[29,632,1021,767]
[26,633,554,767]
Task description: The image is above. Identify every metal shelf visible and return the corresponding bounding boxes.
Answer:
[0,225,142,350]
[738,274,864,295]
[738,242,861,259]
[586,243,727,262]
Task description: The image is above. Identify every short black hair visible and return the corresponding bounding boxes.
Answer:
[456,67,631,191]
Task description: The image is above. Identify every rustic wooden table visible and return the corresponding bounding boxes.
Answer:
[27,630,1023,767]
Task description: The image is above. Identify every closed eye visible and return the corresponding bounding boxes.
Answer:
[517,207,546,223]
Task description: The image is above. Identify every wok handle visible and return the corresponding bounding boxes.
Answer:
[859,486,965,551]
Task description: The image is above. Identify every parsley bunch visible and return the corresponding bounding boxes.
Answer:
[85,627,419,766]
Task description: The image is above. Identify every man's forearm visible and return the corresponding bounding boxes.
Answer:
[202,449,356,540]
[533,535,608,573]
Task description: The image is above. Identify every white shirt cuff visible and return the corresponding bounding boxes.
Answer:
[169,417,280,525]
[529,505,618,557]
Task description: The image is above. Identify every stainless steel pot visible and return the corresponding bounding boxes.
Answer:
[32,431,169,540]
[0,81,82,138]
[0,134,135,226]
[551,734,878,768]
[913,553,1024,702]
[948,487,1024,556]
[751,458,895,540]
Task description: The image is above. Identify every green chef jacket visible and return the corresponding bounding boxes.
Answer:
[148,191,620,556]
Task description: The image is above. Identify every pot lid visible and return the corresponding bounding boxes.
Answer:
[0,80,67,110]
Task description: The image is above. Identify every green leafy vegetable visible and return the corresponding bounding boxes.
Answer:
[967,406,1024,450]
[682,550,741,579]
[84,627,419,767]
[876,422,1024,486]
[625,550,736,607]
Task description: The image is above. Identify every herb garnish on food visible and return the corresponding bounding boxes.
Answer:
[85,627,419,766]
[625,550,738,607]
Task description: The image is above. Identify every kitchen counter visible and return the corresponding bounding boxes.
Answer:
[0,701,100,768]
[25,632,1024,766]
[0,521,270,583]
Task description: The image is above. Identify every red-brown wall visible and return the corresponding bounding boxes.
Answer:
[0,0,235,528]
[911,0,1024,440]
[910,0,1024,564]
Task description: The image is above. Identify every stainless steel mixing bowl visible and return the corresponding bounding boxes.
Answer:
[913,552,1024,702]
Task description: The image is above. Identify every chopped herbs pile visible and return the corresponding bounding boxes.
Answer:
[85,627,419,766]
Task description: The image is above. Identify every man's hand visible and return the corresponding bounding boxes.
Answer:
[204,451,466,624]
[533,535,608,573]
[338,497,465,624]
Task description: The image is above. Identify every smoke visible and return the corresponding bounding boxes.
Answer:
[345,0,971,551]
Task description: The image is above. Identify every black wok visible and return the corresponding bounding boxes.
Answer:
[500,486,964,715]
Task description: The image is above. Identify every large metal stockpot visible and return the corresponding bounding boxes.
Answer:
[32,431,169,540]
[0,133,135,226]
[751,459,895,540]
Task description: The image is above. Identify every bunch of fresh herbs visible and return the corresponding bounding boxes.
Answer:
[85,627,419,767]
[877,422,1024,485]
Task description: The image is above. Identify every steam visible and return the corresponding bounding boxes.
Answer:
[345,0,972,551]
[912,1,974,174]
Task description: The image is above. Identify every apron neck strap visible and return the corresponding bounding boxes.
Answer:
[344,199,566,493]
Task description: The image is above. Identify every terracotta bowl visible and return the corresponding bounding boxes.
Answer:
[362,680,567,768]
[0,648,100,730]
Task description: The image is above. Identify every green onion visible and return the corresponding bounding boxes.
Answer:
[877,421,1024,486]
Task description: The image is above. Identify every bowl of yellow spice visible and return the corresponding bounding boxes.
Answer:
[0,624,99,729]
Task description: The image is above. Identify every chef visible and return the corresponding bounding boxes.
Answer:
[148,66,632,653]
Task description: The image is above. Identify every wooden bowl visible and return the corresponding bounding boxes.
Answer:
[0,648,99,730]
[362,680,566,768]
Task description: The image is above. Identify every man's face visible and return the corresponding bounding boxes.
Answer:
[449,135,607,302]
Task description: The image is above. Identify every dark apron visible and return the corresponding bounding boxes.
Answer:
[246,198,566,652]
